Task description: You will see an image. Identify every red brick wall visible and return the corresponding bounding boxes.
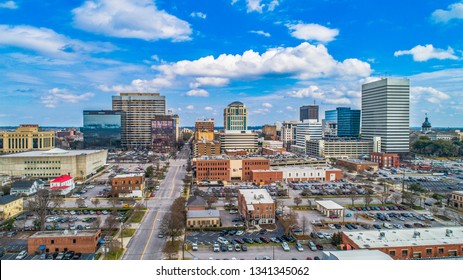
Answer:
[325,170,342,181]
[28,230,101,254]
[195,159,230,182]
[242,159,270,181]
[251,170,283,184]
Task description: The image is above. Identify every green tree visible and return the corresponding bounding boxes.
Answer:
[145,166,154,178]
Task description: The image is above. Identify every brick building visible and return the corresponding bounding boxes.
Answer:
[193,140,220,157]
[28,229,101,254]
[111,173,144,198]
[242,158,270,181]
[262,125,277,140]
[186,210,220,228]
[195,118,215,141]
[250,170,283,185]
[370,152,400,168]
[337,159,379,172]
[276,166,343,182]
[342,227,463,260]
[452,191,463,210]
[238,189,275,225]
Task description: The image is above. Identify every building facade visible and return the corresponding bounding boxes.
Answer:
[0,124,55,154]
[220,130,258,153]
[451,191,463,210]
[250,170,283,185]
[10,180,44,196]
[274,166,342,182]
[362,78,410,153]
[28,229,101,254]
[324,107,361,138]
[370,152,400,168]
[337,159,379,172]
[300,105,319,122]
[50,175,76,196]
[224,101,248,131]
[281,121,299,149]
[306,137,381,159]
[195,118,215,141]
[82,110,123,149]
[111,174,145,198]
[238,189,275,225]
[186,210,221,228]
[193,140,221,158]
[0,148,107,180]
[292,121,323,154]
[112,93,166,148]
[151,115,178,154]
[262,125,277,140]
[0,195,23,220]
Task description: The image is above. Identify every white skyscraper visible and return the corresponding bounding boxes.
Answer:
[361,78,410,153]
[291,120,323,154]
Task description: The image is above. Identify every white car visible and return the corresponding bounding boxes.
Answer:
[295,242,304,252]
[281,242,290,251]
[229,210,238,214]
[328,224,335,230]
[16,250,27,260]
[235,230,244,236]
[192,243,198,251]
[213,243,220,252]
[316,232,325,239]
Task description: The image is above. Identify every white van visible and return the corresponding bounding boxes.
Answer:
[192,243,198,251]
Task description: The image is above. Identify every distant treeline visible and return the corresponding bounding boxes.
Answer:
[412,136,463,157]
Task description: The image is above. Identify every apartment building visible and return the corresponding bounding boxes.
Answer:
[370,152,400,168]
[111,173,145,198]
[238,189,275,225]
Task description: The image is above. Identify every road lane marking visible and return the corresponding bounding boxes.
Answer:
[169,166,180,198]
[140,211,160,260]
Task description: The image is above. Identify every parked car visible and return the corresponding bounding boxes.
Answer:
[16,250,27,260]
[241,244,248,251]
[234,244,241,252]
[55,252,65,260]
[213,243,220,252]
[281,242,290,251]
[295,242,304,252]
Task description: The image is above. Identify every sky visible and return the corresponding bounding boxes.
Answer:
[0,0,462,127]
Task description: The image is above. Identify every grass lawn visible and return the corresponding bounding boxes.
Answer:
[121,228,136,238]
[128,210,147,223]
[104,248,124,260]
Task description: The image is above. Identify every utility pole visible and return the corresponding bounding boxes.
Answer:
[401,169,406,203]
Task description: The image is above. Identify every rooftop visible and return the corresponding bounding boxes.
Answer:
[0,195,22,205]
[453,191,463,196]
[270,166,340,172]
[0,148,106,158]
[316,200,344,210]
[323,250,393,260]
[11,180,42,190]
[239,189,274,204]
[51,174,73,183]
[113,173,144,179]
[343,226,463,249]
[338,159,378,165]
[187,196,208,207]
[187,210,220,219]
[29,229,100,238]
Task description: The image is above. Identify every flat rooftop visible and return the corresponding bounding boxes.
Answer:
[344,226,463,249]
[113,173,144,178]
[187,210,220,219]
[316,200,344,210]
[29,229,100,238]
[239,189,273,204]
[0,148,106,158]
[338,159,377,164]
[323,250,393,260]
[270,166,340,172]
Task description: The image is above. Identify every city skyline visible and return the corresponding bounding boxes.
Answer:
[1,0,463,127]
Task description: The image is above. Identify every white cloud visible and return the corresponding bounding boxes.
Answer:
[286,106,294,110]
[0,1,17,9]
[250,108,270,115]
[98,77,172,92]
[204,106,213,111]
[288,85,325,99]
[190,77,229,88]
[286,23,339,43]
[250,30,271,37]
[190,12,207,19]
[411,86,450,104]
[186,89,209,97]
[233,0,278,13]
[186,105,194,110]
[267,0,279,11]
[72,0,192,41]
[41,88,94,108]
[288,85,352,105]
[262,102,273,108]
[246,0,264,13]
[394,44,459,62]
[0,25,116,59]
[154,42,371,82]
[431,2,463,23]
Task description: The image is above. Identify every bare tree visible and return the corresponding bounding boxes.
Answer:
[363,189,374,206]
[301,216,308,235]
[92,216,101,229]
[307,199,312,209]
[205,195,217,209]
[224,189,233,207]
[279,209,298,235]
[354,212,360,222]
[430,206,440,216]
[163,240,178,260]
[160,211,185,244]
[379,192,390,205]
[92,198,101,208]
[293,196,302,207]
[391,193,401,205]
[104,214,118,232]
[27,189,63,231]
[76,198,85,208]
[276,199,285,211]
[349,193,358,207]
[403,191,419,207]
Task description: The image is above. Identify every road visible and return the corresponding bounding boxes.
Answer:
[122,144,189,260]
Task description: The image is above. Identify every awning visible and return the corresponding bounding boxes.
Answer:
[38,245,46,251]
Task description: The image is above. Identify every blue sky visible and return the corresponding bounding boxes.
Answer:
[0,0,462,127]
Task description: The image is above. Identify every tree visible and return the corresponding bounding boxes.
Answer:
[331,232,342,246]
[27,189,64,231]
[92,217,101,229]
[293,196,302,207]
[145,166,154,178]
[349,193,358,207]
[403,191,419,206]
[92,198,101,208]
[163,240,178,260]
[1,185,11,195]
[391,193,401,205]
[104,215,118,231]
[432,193,443,204]
[307,199,312,209]
[279,209,298,235]
[224,189,233,207]
[363,189,374,206]
[409,183,426,194]
[379,192,390,205]
[205,195,217,209]
[301,216,309,236]
[160,211,185,244]
[76,198,85,208]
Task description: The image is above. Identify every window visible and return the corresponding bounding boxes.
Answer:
[73,239,76,244]
[426,248,432,255]
[438,248,444,254]
[402,250,408,257]
[51,240,54,244]
[389,250,395,257]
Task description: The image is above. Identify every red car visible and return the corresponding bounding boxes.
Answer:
[150,193,155,197]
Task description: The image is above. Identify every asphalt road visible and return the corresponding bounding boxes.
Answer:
[122,145,189,260]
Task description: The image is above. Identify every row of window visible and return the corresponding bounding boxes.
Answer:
[115,186,140,190]
[25,161,61,164]
[389,247,462,257]
[113,180,140,185]
[253,213,273,219]
[197,168,228,171]
[453,195,463,202]
[25,173,61,177]
[287,173,322,177]
[187,220,219,225]
[25,167,60,170]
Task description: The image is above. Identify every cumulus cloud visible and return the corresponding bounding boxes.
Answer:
[0,25,116,59]
[186,89,209,97]
[431,2,463,23]
[394,44,459,61]
[186,105,194,110]
[204,106,214,111]
[154,42,371,82]
[41,88,94,108]
[262,102,273,107]
[288,85,352,105]
[411,86,450,104]
[190,12,207,19]
[232,0,278,13]
[72,0,192,41]
[190,77,229,88]
[250,30,271,37]
[0,1,17,9]
[286,106,294,110]
[98,77,172,92]
[286,23,339,43]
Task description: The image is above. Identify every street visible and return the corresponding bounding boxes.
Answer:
[122,145,189,260]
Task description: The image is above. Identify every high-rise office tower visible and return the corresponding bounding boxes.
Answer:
[300,105,319,122]
[112,93,166,148]
[195,118,215,141]
[361,78,410,153]
[324,107,361,138]
[224,101,248,131]
[82,110,123,148]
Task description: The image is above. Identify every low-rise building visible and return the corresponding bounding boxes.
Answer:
[111,173,144,198]
[370,152,400,169]
[0,195,23,220]
[316,200,345,218]
[274,166,342,182]
[186,196,208,211]
[193,140,220,158]
[451,191,463,210]
[50,174,75,196]
[262,140,283,149]
[28,229,102,254]
[341,226,463,260]
[250,170,283,185]
[337,159,379,172]
[306,137,381,159]
[10,179,44,196]
[238,189,275,225]
[186,210,220,228]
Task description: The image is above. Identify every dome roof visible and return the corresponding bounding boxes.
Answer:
[228,101,244,106]
[422,114,431,128]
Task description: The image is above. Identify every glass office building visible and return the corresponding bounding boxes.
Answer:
[324,107,361,138]
[151,115,178,154]
[82,110,123,148]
